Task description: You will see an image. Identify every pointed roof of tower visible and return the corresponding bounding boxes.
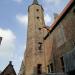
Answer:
[33,0,38,5]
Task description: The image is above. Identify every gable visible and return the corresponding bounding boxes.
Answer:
[0,62,16,75]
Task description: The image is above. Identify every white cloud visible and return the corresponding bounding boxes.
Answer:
[11,43,26,73]
[12,54,23,73]
[16,14,28,26]
[13,0,23,3]
[0,28,16,61]
[44,14,51,26]
[45,0,61,4]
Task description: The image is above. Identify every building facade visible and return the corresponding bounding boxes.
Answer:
[44,0,75,75]
[20,0,75,75]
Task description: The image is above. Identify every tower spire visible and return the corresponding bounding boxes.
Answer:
[33,0,38,5]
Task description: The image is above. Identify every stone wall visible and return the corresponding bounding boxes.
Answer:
[45,1,75,73]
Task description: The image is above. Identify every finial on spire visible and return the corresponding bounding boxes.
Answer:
[33,0,38,5]
[9,61,12,65]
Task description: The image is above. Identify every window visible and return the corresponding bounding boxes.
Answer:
[60,57,64,72]
[37,64,42,74]
[55,25,66,48]
[50,63,53,72]
[73,8,75,13]
[37,16,39,19]
[0,37,2,44]
[38,42,42,50]
[73,40,75,47]
[36,9,39,12]
[38,28,41,30]
[47,63,54,73]
[48,65,50,73]
[7,74,10,75]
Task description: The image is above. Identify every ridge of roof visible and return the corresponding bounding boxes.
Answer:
[44,0,74,40]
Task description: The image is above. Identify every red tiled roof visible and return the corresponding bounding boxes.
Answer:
[49,0,74,31]
[44,0,74,40]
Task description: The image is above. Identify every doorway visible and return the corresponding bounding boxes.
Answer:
[37,64,42,74]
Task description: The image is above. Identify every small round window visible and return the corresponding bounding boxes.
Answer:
[37,16,40,19]
[36,9,39,12]
[38,28,41,30]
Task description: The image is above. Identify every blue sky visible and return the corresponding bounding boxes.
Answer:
[0,0,69,74]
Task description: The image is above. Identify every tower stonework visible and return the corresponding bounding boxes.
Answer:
[24,0,46,75]
[20,0,75,75]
